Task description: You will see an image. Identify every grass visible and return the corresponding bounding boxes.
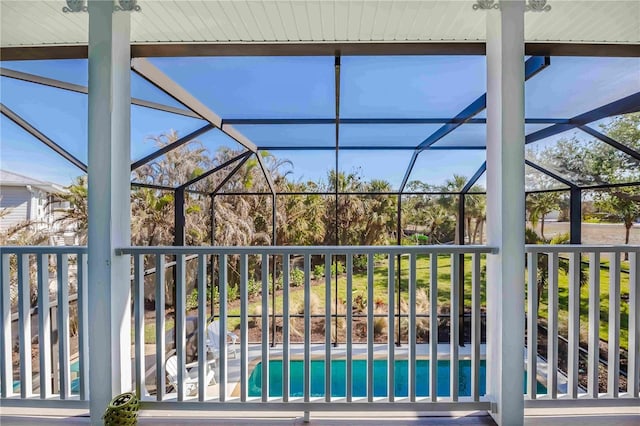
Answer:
[536,255,631,350]
[222,253,629,351]
[138,319,175,345]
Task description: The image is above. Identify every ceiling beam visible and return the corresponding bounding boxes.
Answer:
[3,43,640,61]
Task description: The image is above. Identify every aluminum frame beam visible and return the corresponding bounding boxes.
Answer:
[525,159,577,188]
[1,103,87,172]
[400,56,550,191]
[222,117,570,125]
[210,154,253,195]
[130,58,258,153]
[177,151,252,191]
[526,92,640,145]
[461,162,487,194]
[255,152,276,195]
[130,124,215,170]
[0,67,200,119]
[257,146,486,151]
[578,125,640,162]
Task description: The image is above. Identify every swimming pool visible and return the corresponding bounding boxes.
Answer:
[12,360,81,394]
[248,359,546,398]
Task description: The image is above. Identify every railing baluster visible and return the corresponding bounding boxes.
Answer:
[37,253,51,399]
[56,253,70,399]
[408,253,416,402]
[387,254,395,403]
[176,254,186,401]
[134,254,146,399]
[429,253,438,402]
[346,254,353,402]
[547,252,559,399]
[303,254,311,403]
[282,254,290,402]
[450,254,459,402]
[367,253,374,402]
[527,252,537,399]
[629,250,639,398]
[568,251,580,398]
[587,252,600,398]
[197,254,207,402]
[0,252,11,397]
[471,253,481,402]
[18,253,32,398]
[77,253,89,400]
[240,254,248,402]
[155,254,166,401]
[219,255,228,402]
[608,251,620,397]
[261,253,270,402]
[325,254,332,402]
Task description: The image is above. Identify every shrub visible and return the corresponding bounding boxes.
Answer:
[353,255,368,272]
[312,265,324,280]
[290,268,305,287]
[185,289,199,311]
[247,279,261,297]
[331,261,345,276]
[227,284,239,302]
[550,232,570,245]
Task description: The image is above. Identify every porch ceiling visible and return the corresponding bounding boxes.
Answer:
[1,1,639,55]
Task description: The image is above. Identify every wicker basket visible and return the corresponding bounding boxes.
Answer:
[103,392,140,426]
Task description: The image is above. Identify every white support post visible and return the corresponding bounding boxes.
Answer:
[485,1,526,424]
[87,1,132,422]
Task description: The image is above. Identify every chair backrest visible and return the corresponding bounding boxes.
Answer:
[165,355,178,384]
[206,321,220,351]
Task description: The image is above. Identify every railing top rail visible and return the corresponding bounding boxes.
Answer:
[0,246,87,255]
[116,245,499,256]
[525,244,639,253]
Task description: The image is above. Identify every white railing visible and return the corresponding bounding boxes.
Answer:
[3,244,635,413]
[524,245,639,406]
[116,245,496,412]
[0,246,89,408]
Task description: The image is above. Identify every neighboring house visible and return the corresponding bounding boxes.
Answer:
[0,170,74,243]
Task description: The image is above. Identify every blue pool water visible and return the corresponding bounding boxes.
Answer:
[13,360,80,394]
[248,359,546,398]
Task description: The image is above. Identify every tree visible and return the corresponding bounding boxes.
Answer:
[526,192,561,240]
[529,113,640,244]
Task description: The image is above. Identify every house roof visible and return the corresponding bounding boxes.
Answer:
[0,169,66,193]
[0,1,638,60]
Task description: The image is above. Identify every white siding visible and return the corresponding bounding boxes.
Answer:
[0,186,31,232]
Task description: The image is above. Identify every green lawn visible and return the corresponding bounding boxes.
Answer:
[220,253,629,351]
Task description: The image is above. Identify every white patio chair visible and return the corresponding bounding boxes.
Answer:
[206,320,239,360]
[165,355,216,396]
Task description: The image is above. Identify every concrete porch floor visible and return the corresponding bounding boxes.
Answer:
[1,407,639,425]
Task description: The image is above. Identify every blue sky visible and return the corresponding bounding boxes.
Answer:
[1,55,638,189]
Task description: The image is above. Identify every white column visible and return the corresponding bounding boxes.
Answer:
[485,1,525,425]
[87,1,132,422]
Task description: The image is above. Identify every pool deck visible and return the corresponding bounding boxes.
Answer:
[4,343,637,424]
[2,406,639,425]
